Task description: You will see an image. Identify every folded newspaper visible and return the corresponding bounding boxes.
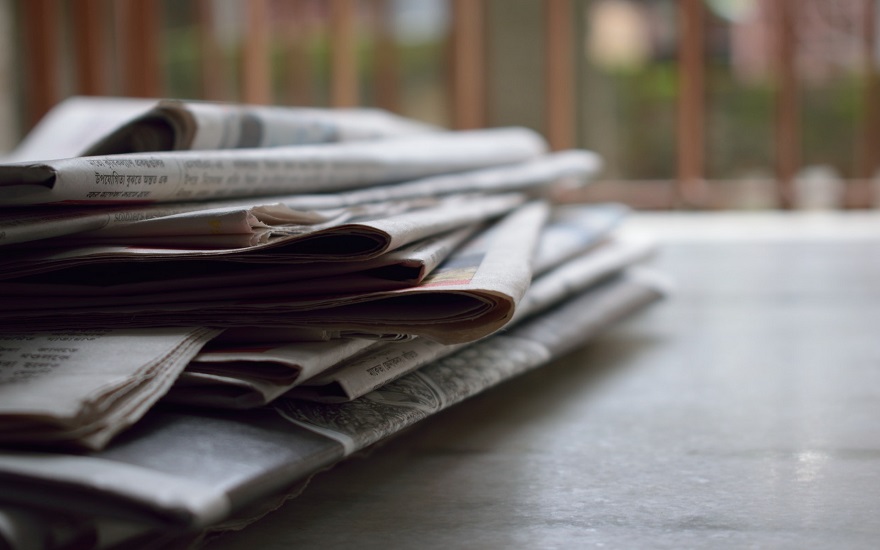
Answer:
[82,98,438,155]
[0,150,598,247]
[0,98,670,550]
[4,97,436,163]
[0,203,649,452]
[0,191,525,281]
[169,204,639,408]
[0,328,220,450]
[0,269,667,550]
[0,200,546,341]
[2,97,155,163]
[0,127,544,206]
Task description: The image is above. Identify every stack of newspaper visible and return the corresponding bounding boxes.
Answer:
[0,98,667,549]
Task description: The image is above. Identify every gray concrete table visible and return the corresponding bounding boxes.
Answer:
[206,213,880,549]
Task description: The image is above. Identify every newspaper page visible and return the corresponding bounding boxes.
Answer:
[4,201,542,339]
[0,225,480,303]
[127,224,482,302]
[0,200,346,249]
[0,127,545,206]
[2,97,155,163]
[0,270,665,540]
[532,202,629,274]
[513,236,656,322]
[167,205,628,408]
[0,200,546,343]
[167,338,382,409]
[276,270,667,452]
[0,149,594,248]
[2,194,438,251]
[0,407,349,530]
[210,327,341,344]
[0,192,522,282]
[0,327,219,450]
[273,149,601,212]
[83,99,438,155]
[168,207,639,408]
[290,236,656,403]
[262,223,481,287]
[0,201,614,303]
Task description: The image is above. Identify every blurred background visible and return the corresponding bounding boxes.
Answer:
[0,0,877,209]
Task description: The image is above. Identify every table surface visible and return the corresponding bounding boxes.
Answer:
[205,212,880,549]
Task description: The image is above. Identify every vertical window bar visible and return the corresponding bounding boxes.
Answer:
[242,0,272,104]
[278,0,314,106]
[858,0,879,206]
[676,0,707,207]
[368,0,400,112]
[117,0,163,98]
[774,0,799,208]
[195,0,228,101]
[450,0,486,129]
[544,0,575,151]
[71,0,108,96]
[20,0,60,128]
[330,0,359,107]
